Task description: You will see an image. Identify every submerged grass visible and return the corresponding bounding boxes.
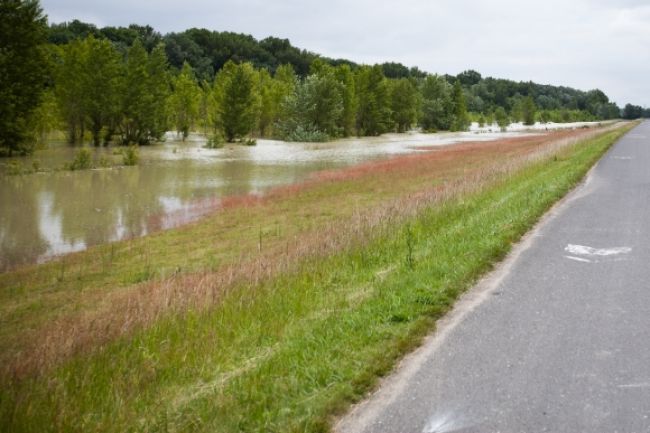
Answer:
[0,124,634,432]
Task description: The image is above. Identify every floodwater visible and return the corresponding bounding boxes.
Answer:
[0,123,600,270]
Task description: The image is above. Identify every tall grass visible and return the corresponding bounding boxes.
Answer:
[0,124,634,432]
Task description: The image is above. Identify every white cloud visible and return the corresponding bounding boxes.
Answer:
[41,0,650,106]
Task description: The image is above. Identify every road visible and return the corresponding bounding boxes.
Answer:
[337,121,650,433]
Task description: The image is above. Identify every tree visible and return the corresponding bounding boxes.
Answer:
[334,64,357,137]
[0,0,49,156]
[55,39,87,143]
[495,107,509,131]
[146,43,171,140]
[450,80,470,131]
[120,39,170,144]
[214,61,259,142]
[456,69,482,86]
[355,65,392,136]
[169,62,201,140]
[277,70,343,141]
[83,36,122,145]
[622,104,644,120]
[55,36,122,145]
[522,95,537,126]
[390,78,419,133]
[420,74,453,131]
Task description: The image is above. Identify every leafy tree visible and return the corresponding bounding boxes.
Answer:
[539,110,551,124]
[390,78,419,132]
[277,70,343,140]
[55,39,87,143]
[120,39,170,144]
[83,36,122,145]
[28,89,60,145]
[623,104,644,120]
[269,64,297,134]
[495,107,509,131]
[355,65,392,136]
[121,39,151,144]
[0,0,49,156]
[522,95,537,126]
[196,80,212,134]
[420,74,453,131]
[450,80,470,131]
[147,43,171,139]
[456,69,482,86]
[214,61,260,142]
[334,64,357,137]
[169,62,201,140]
[257,69,274,137]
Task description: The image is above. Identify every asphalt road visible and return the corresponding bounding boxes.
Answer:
[337,122,650,433]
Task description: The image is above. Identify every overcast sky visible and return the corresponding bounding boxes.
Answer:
[42,0,650,106]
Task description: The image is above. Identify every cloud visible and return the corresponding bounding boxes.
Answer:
[41,0,650,106]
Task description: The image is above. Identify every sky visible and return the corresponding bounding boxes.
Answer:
[42,0,650,107]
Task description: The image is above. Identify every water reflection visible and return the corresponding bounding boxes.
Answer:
[1,126,594,271]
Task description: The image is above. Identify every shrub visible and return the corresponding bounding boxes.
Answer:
[122,146,139,166]
[69,147,93,170]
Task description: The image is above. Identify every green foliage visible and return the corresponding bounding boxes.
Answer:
[0,0,49,156]
[69,146,93,170]
[390,78,419,133]
[121,145,139,166]
[43,18,635,132]
[277,66,344,141]
[522,95,537,126]
[495,107,509,131]
[120,40,170,145]
[282,125,331,142]
[355,65,392,136]
[450,80,470,131]
[623,103,645,120]
[214,61,260,142]
[168,62,201,140]
[204,130,225,148]
[28,89,60,145]
[420,75,453,131]
[334,64,357,137]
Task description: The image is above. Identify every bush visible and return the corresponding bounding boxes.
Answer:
[244,137,257,146]
[122,146,139,166]
[204,133,225,149]
[283,125,330,142]
[69,147,93,170]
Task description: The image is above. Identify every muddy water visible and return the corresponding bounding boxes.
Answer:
[0,128,558,270]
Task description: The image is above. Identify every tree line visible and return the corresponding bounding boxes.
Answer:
[3,4,649,157]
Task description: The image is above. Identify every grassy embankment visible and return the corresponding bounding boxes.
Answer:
[0,124,634,432]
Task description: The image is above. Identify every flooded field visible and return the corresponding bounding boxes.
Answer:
[0,125,599,270]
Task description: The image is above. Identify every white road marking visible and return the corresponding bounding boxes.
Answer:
[618,382,650,389]
[565,244,632,257]
[422,412,466,433]
[613,156,632,160]
[564,255,592,263]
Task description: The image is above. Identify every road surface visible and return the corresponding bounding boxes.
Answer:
[337,122,650,433]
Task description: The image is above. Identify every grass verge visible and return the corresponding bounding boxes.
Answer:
[0,124,634,432]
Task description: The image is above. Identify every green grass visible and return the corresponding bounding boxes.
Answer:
[0,125,633,432]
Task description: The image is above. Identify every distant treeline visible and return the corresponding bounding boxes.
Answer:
[2,5,649,157]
